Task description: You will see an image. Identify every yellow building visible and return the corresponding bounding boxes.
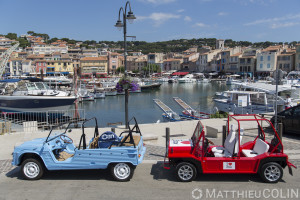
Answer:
[46,60,74,75]
[80,57,108,76]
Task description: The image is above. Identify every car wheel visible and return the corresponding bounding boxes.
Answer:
[259,162,283,183]
[176,162,197,182]
[21,158,44,180]
[111,163,133,182]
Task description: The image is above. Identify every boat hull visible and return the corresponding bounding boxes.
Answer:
[0,95,76,113]
[213,99,274,114]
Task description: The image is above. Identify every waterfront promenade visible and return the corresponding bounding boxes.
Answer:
[1,117,300,200]
[1,116,300,171]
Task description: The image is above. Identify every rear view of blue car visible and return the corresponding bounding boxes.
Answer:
[12,117,146,181]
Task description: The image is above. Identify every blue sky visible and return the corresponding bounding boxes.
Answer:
[1,0,300,42]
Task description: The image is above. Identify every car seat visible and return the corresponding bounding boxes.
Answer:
[98,131,121,148]
[212,125,237,157]
[242,138,269,157]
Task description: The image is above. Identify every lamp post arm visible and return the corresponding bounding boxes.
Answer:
[117,7,125,22]
[125,1,133,15]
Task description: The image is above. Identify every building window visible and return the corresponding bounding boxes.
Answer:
[260,64,263,69]
[267,63,270,68]
[268,56,271,61]
[260,56,263,61]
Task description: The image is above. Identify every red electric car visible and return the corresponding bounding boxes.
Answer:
[164,114,296,183]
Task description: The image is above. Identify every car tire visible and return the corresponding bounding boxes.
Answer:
[259,162,283,183]
[110,163,134,182]
[21,158,44,180]
[176,162,197,182]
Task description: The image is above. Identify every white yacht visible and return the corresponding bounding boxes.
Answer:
[43,74,72,86]
[226,75,240,85]
[178,74,196,83]
[213,90,274,114]
[0,80,76,113]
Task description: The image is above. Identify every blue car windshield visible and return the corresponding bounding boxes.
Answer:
[45,122,73,143]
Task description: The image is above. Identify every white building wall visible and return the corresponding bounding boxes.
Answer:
[296,45,300,71]
[256,51,277,72]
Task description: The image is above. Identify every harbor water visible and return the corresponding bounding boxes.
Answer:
[76,82,231,127]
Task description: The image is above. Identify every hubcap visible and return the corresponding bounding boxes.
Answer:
[114,163,130,180]
[178,165,193,181]
[264,165,281,182]
[24,162,40,179]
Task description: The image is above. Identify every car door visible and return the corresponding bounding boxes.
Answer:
[292,106,300,134]
[281,108,294,133]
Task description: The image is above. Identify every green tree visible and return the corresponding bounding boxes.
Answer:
[116,66,125,74]
[17,38,30,48]
[6,33,17,40]
[27,31,34,35]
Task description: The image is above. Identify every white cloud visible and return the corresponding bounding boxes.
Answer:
[238,0,276,6]
[184,16,192,21]
[138,0,176,5]
[137,12,181,26]
[168,32,216,40]
[194,22,208,27]
[177,9,185,13]
[244,13,300,29]
[218,12,228,16]
[271,22,300,29]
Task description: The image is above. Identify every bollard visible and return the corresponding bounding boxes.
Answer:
[166,127,170,148]
[278,123,283,141]
[222,125,226,146]
[111,127,115,133]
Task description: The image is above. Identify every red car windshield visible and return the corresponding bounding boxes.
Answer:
[191,121,204,146]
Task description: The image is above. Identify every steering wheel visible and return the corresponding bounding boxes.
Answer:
[206,138,215,145]
[60,135,73,144]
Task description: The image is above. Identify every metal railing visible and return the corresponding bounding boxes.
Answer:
[0,109,85,134]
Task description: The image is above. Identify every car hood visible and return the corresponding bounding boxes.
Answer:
[14,137,46,152]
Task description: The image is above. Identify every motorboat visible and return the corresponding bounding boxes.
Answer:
[0,80,76,113]
[12,81,71,97]
[168,76,178,83]
[178,74,196,83]
[93,91,105,99]
[213,90,275,114]
[226,75,240,85]
[103,87,117,96]
[197,78,211,83]
[139,82,161,90]
[157,77,169,82]
[78,88,95,102]
[43,74,72,86]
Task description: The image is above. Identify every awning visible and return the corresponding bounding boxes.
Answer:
[46,72,54,74]
[96,73,107,74]
[60,72,69,75]
[171,72,189,76]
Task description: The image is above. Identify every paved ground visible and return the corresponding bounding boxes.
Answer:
[0,163,299,200]
[1,118,300,199]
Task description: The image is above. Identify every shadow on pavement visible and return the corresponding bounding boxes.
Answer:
[150,161,177,181]
[149,161,282,183]
[6,167,114,181]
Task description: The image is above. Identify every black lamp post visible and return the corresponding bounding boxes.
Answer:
[115,1,136,128]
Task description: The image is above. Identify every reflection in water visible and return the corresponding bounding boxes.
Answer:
[74,82,230,127]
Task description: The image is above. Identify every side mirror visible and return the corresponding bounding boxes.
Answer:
[68,129,72,133]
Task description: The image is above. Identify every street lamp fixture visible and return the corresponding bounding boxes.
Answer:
[127,11,136,24]
[115,1,136,128]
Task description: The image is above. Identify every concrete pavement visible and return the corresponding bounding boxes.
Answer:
[0,163,299,200]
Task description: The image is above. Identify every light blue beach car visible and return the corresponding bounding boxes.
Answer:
[12,117,146,181]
